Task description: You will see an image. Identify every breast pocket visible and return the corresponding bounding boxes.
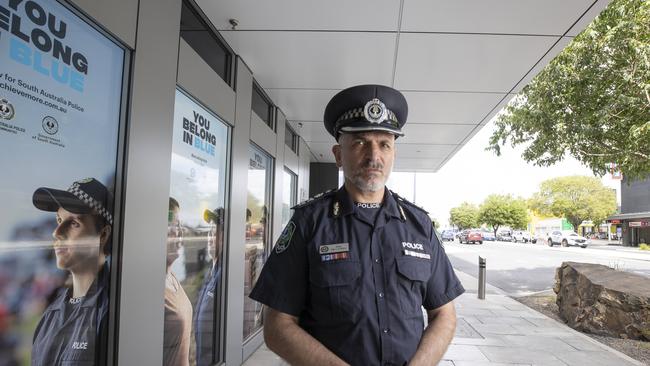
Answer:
[396,256,432,316]
[310,260,362,325]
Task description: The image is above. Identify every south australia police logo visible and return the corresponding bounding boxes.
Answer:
[363,98,387,124]
[42,116,59,135]
[0,99,15,120]
[275,221,296,254]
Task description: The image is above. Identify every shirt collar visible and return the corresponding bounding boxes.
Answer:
[334,186,404,221]
[383,189,405,221]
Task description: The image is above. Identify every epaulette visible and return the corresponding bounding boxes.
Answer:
[391,190,429,215]
[292,189,337,209]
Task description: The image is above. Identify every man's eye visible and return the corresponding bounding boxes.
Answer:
[70,221,80,228]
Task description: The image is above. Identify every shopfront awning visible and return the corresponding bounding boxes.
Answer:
[606,212,650,222]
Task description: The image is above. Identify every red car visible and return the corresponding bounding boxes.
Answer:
[459,230,483,244]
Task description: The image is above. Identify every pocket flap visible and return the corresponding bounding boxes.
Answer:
[396,256,431,282]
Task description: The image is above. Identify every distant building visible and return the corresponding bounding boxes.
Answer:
[606,175,650,246]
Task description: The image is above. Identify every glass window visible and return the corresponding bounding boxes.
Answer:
[180,0,233,85]
[282,168,298,228]
[164,89,230,365]
[285,124,299,154]
[251,83,274,129]
[243,145,273,340]
[0,1,126,364]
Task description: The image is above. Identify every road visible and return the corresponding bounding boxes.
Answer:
[444,239,650,296]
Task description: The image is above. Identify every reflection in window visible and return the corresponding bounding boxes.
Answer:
[282,168,298,228]
[243,145,273,340]
[165,89,230,365]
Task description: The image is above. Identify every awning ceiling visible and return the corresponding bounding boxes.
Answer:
[197,0,611,171]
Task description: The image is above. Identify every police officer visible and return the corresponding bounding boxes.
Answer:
[250,85,465,366]
[31,178,113,365]
[194,207,225,366]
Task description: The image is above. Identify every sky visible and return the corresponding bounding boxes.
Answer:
[385,119,621,228]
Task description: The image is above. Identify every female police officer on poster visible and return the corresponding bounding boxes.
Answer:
[30,178,113,365]
[250,85,465,366]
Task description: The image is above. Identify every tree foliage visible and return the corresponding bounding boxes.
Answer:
[449,202,479,230]
[478,194,529,236]
[488,0,650,180]
[529,176,617,230]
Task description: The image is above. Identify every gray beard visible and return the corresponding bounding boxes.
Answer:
[347,174,386,193]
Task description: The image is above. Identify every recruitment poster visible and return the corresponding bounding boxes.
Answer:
[164,88,229,366]
[0,0,125,363]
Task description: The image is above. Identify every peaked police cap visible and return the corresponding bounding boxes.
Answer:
[324,84,408,139]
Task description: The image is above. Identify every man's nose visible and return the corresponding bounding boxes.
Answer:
[365,142,382,160]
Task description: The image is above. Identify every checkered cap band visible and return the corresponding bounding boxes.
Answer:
[67,182,113,225]
[334,107,398,132]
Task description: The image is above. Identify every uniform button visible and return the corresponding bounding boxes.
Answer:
[382,328,390,334]
[378,292,384,298]
[374,258,380,263]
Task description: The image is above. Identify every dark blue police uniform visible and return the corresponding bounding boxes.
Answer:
[31,263,109,366]
[250,187,465,365]
[194,266,221,366]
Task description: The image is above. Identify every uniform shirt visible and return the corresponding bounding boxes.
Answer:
[31,264,109,366]
[163,272,192,366]
[250,187,465,366]
[193,265,221,366]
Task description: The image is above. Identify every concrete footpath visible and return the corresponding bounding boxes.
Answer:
[244,270,643,366]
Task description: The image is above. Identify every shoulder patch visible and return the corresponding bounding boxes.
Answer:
[391,190,429,215]
[274,221,296,254]
[291,189,337,209]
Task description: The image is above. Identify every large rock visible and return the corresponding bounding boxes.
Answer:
[554,262,650,340]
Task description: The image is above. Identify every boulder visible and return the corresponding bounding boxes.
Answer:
[554,262,650,341]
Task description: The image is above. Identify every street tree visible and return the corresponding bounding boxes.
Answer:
[488,0,650,180]
[449,202,479,230]
[529,176,617,231]
[478,194,529,237]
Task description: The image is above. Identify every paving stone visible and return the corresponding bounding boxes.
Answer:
[554,351,640,366]
[452,335,508,346]
[478,345,564,364]
[442,344,489,362]
[457,308,499,316]
[556,336,604,351]
[498,335,577,353]
[455,318,483,338]
[454,362,531,366]
[471,323,521,335]
[475,315,537,326]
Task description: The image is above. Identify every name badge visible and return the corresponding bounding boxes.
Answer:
[404,249,431,260]
[319,243,349,254]
[319,243,350,262]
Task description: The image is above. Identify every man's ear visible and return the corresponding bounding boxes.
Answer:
[332,144,343,168]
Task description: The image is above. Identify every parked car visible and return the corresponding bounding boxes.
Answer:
[547,230,590,248]
[459,230,483,244]
[441,230,456,242]
[496,231,513,242]
[482,231,496,241]
[512,230,532,243]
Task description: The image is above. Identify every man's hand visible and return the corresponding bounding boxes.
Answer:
[407,302,457,366]
[263,307,349,366]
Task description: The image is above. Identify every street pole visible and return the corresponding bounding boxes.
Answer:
[478,256,486,300]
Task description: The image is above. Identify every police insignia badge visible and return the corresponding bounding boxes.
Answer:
[333,201,340,217]
[275,221,296,254]
[363,98,387,124]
